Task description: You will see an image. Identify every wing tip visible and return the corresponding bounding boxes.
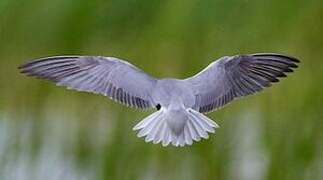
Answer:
[251,53,300,63]
[18,55,80,69]
[18,64,32,75]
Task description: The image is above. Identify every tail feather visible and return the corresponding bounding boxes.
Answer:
[188,109,218,133]
[133,111,161,132]
[162,127,171,146]
[186,120,200,141]
[133,108,219,147]
[145,118,163,142]
[135,111,163,137]
[189,115,209,139]
[184,126,193,145]
[172,132,185,147]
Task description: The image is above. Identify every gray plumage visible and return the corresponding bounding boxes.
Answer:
[19,53,299,147]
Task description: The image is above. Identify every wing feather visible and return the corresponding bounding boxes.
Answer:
[186,53,299,113]
[19,56,157,109]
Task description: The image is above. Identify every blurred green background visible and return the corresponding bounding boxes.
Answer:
[0,0,322,179]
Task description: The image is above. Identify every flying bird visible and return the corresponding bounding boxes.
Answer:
[19,53,299,147]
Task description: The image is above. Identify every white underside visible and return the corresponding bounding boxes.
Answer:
[133,108,219,147]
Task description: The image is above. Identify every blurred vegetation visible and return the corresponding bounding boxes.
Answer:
[0,0,323,179]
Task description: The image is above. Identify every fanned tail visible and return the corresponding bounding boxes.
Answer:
[133,108,219,147]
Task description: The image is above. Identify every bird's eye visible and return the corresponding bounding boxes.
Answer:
[156,104,161,110]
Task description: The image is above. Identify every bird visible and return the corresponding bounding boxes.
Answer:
[19,53,299,147]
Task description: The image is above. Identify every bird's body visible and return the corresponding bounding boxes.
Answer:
[152,79,195,108]
[153,79,192,136]
[19,53,299,147]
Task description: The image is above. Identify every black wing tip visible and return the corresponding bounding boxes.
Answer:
[18,61,36,74]
[18,61,34,70]
[251,53,300,71]
[277,73,287,78]
[251,53,300,63]
[32,55,80,62]
[18,63,30,73]
[18,55,80,73]
[18,64,25,70]
[18,56,79,66]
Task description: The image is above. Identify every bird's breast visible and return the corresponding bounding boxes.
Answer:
[152,79,195,108]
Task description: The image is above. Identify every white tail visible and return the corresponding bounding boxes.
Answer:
[133,108,219,147]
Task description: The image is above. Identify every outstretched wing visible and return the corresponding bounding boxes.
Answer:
[19,56,157,109]
[185,53,300,113]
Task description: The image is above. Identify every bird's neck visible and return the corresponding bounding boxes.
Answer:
[168,95,185,110]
